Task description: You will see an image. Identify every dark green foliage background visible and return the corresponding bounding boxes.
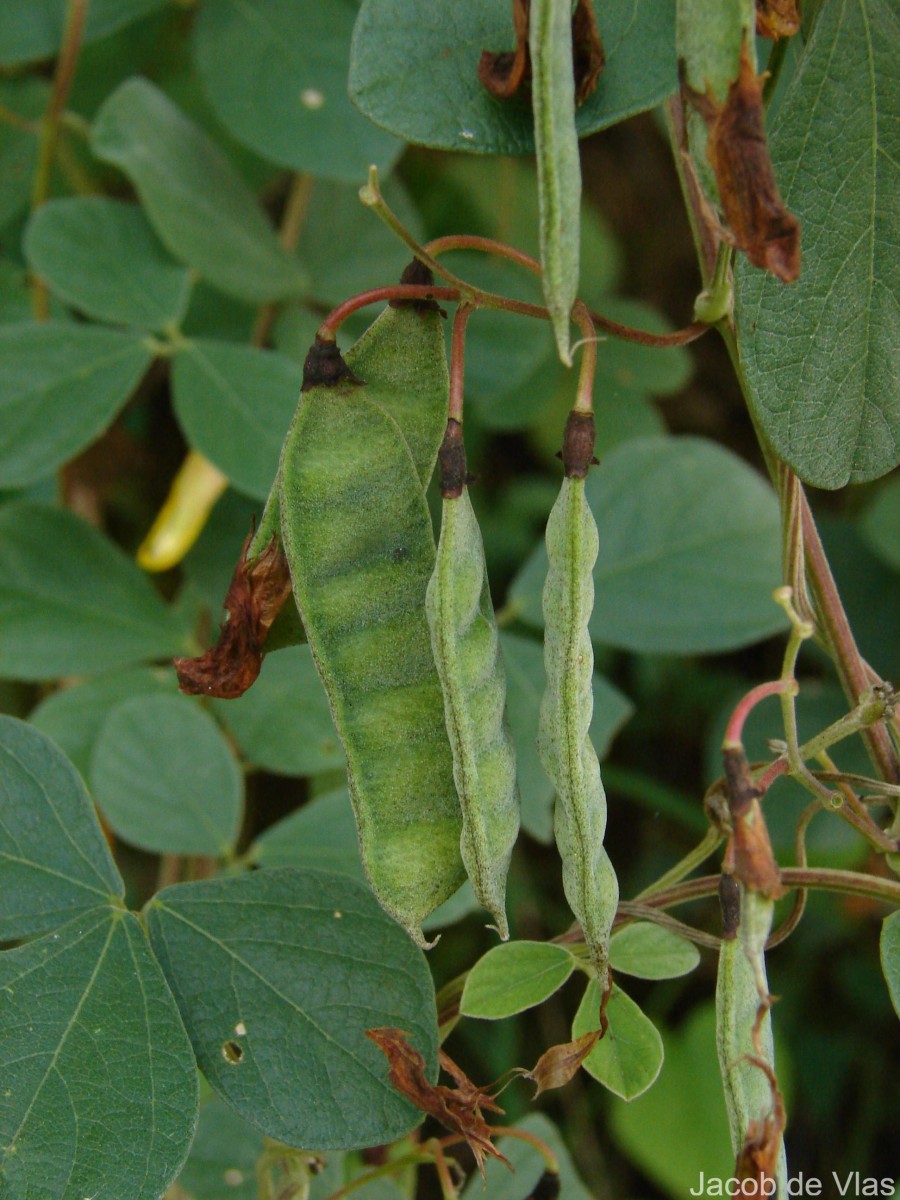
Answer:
[0,2,897,1198]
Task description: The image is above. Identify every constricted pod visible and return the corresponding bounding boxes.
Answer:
[426,420,519,938]
[537,411,618,984]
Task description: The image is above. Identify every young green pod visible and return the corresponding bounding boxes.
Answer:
[426,422,520,938]
[530,0,581,365]
[715,877,787,1192]
[278,331,465,945]
[537,413,617,983]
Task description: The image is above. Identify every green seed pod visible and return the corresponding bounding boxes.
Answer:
[537,414,617,983]
[715,877,787,1191]
[530,0,581,365]
[279,373,464,945]
[426,423,520,938]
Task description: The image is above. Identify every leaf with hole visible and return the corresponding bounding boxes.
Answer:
[572,979,664,1100]
[735,0,900,488]
[510,437,786,653]
[146,868,439,1149]
[91,693,243,856]
[0,503,191,681]
[193,0,402,183]
[0,322,154,489]
[460,941,576,1020]
[24,197,192,331]
[349,0,677,153]
[91,78,309,303]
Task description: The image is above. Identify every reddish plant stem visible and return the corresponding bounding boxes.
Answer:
[800,495,900,785]
[448,305,474,424]
[636,867,900,911]
[426,233,709,347]
[31,0,89,320]
[724,679,795,747]
[319,285,461,337]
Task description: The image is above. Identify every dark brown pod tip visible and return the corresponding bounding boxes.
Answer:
[528,1171,561,1200]
[390,258,446,316]
[722,745,760,820]
[301,335,364,392]
[561,410,596,478]
[438,419,467,498]
[719,872,741,940]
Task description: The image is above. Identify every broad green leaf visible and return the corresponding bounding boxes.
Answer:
[572,980,664,1100]
[0,322,154,488]
[881,910,900,1020]
[0,908,198,1200]
[349,0,677,153]
[0,503,191,680]
[302,177,424,306]
[24,197,192,330]
[460,941,576,1019]
[501,631,633,842]
[461,1113,593,1200]
[175,1099,261,1200]
[0,78,48,226]
[0,0,168,66]
[735,0,900,488]
[250,788,361,878]
[610,922,701,980]
[609,1003,734,1196]
[214,646,344,777]
[146,868,439,1149]
[0,717,122,941]
[861,474,900,571]
[509,437,786,654]
[193,0,402,183]
[172,339,301,501]
[91,79,309,303]
[593,298,693,398]
[91,694,243,856]
[29,666,176,782]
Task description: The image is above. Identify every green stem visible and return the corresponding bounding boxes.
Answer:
[635,827,723,900]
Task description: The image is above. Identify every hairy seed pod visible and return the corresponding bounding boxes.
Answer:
[716,882,787,1191]
[278,350,464,945]
[426,427,520,937]
[537,461,618,984]
[530,0,581,364]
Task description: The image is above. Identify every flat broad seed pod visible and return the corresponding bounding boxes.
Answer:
[426,432,520,938]
[279,387,464,945]
[537,468,618,984]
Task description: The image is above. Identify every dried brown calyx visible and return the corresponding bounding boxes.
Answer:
[174,531,292,699]
[560,410,598,479]
[756,0,801,40]
[479,0,604,105]
[721,746,785,900]
[437,419,468,498]
[684,38,800,283]
[302,334,365,391]
[365,1028,510,1177]
[390,258,446,316]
